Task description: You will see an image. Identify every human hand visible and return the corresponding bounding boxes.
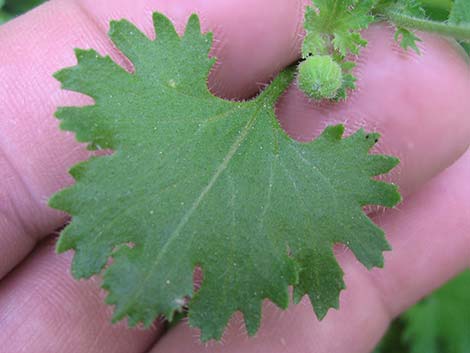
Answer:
[0,1,469,352]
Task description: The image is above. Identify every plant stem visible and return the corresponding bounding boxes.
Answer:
[383,9,470,42]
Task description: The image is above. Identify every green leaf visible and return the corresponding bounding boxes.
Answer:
[377,0,426,53]
[403,270,470,353]
[394,27,423,53]
[449,0,470,25]
[50,12,401,341]
[303,0,375,55]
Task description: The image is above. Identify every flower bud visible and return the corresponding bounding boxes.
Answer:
[298,55,343,100]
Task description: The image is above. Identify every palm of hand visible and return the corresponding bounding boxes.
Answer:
[0,1,469,353]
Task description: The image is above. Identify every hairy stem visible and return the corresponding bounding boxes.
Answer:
[383,9,470,42]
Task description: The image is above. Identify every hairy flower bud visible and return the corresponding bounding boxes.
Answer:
[298,55,343,100]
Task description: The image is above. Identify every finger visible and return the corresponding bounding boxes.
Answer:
[79,0,309,99]
[0,0,305,278]
[277,25,470,196]
[0,1,466,350]
[0,239,164,353]
[369,151,470,315]
[149,149,470,353]
[0,0,124,279]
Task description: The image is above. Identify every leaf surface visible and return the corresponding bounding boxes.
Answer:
[51,13,400,341]
[303,0,375,57]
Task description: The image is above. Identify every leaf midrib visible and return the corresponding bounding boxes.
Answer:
[113,102,265,317]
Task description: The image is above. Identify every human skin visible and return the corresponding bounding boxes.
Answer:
[0,0,469,352]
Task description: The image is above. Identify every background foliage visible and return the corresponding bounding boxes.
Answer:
[420,0,470,54]
[375,270,470,353]
[0,0,47,24]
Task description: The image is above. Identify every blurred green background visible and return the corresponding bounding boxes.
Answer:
[0,0,47,24]
[375,270,470,353]
[1,1,468,352]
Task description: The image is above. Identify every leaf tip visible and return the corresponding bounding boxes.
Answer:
[52,68,66,84]
[322,124,345,140]
[108,19,121,39]
[74,48,98,62]
[54,226,76,254]
[152,11,179,41]
[186,13,201,33]
[55,234,70,254]
[389,184,403,207]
